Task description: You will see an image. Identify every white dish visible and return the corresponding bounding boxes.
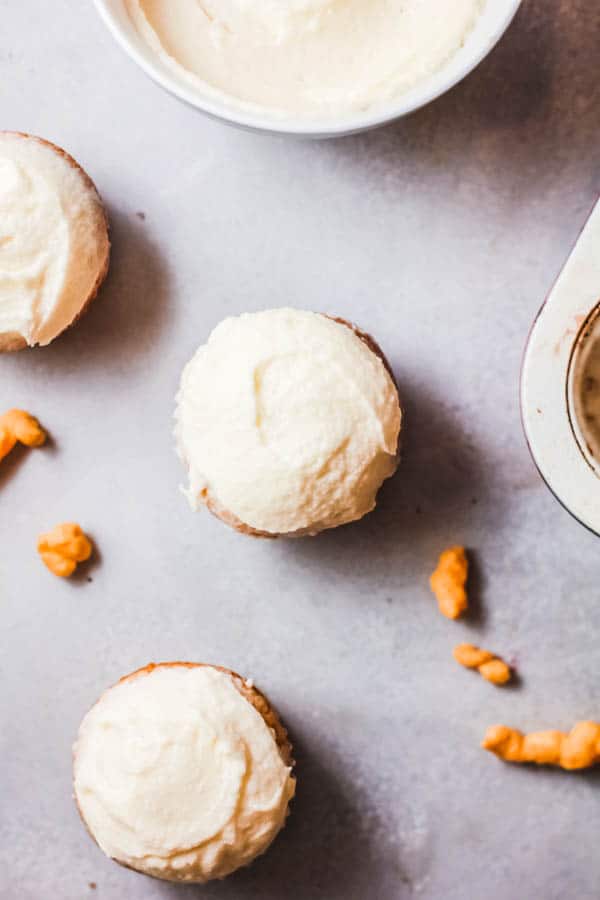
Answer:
[93,0,522,137]
[521,198,600,536]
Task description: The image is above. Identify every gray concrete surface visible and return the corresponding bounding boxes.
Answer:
[1,2,600,898]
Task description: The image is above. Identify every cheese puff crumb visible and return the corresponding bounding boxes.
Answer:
[430,546,468,619]
[38,523,93,578]
[482,722,600,770]
[453,643,511,685]
[0,409,46,461]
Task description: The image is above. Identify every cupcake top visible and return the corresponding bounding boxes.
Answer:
[175,308,401,535]
[73,664,295,882]
[0,132,109,348]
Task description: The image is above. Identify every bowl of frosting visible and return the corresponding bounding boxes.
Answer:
[94,0,523,137]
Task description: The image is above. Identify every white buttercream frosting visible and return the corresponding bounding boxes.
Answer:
[126,0,484,117]
[0,133,108,347]
[74,664,295,883]
[175,309,401,535]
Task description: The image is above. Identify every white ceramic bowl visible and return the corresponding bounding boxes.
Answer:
[521,199,600,536]
[93,0,522,137]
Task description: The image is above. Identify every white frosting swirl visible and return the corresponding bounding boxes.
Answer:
[74,665,295,883]
[0,133,108,347]
[175,309,401,535]
[126,0,484,117]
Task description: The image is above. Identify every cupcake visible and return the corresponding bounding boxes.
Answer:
[0,132,110,351]
[175,308,402,536]
[73,662,295,883]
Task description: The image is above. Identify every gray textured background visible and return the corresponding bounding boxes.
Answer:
[1,2,600,898]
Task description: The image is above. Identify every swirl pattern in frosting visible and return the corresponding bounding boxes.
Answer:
[175,308,401,535]
[0,133,108,347]
[74,664,295,882]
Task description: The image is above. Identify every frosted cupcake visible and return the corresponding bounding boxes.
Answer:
[0,132,110,350]
[73,662,295,883]
[175,308,402,536]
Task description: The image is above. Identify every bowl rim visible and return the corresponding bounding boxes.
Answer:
[93,0,523,137]
[520,198,600,537]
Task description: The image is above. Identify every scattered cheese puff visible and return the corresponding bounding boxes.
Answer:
[482,722,600,770]
[0,425,16,460]
[453,643,511,685]
[430,546,468,619]
[37,523,93,578]
[0,409,46,461]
